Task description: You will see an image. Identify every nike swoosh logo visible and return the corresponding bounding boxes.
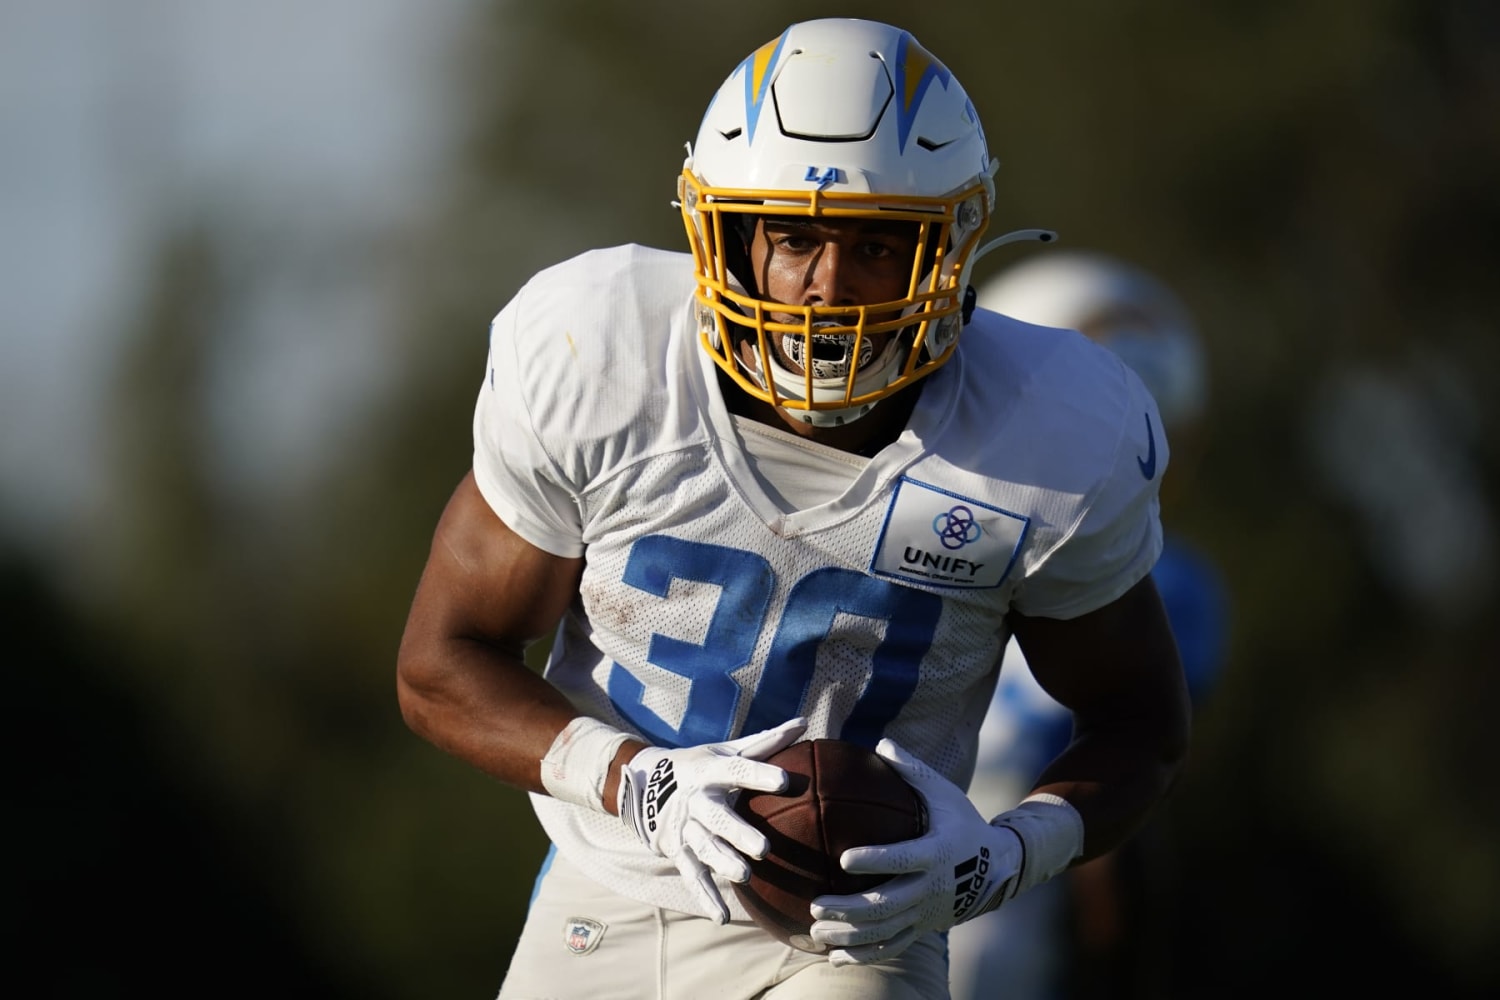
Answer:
[1137,412,1158,480]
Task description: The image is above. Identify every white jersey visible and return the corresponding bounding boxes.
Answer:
[472,243,1166,918]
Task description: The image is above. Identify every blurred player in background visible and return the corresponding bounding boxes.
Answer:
[948,251,1231,1000]
[397,19,1191,1000]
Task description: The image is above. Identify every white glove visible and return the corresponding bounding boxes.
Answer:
[809,737,1083,965]
[617,717,808,923]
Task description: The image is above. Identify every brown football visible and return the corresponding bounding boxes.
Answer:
[731,738,926,952]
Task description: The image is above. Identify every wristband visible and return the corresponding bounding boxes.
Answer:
[540,716,631,811]
[988,793,1085,904]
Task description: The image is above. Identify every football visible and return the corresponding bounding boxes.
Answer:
[732,738,926,952]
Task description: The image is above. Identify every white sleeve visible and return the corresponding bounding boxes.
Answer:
[471,290,585,558]
[1013,368,1166,620]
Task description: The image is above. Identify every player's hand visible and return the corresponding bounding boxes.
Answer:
[808,738,1082,966]
[618,717,808,923]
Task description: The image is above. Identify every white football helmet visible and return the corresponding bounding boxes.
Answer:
[680,18,1001,426]
[976,251,1208,430]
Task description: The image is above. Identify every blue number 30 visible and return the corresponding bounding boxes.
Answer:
[606,535,942,749]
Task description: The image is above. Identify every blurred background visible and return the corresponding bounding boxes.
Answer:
[6,1,1497,996]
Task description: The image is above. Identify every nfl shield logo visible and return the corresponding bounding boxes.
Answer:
[564,916,606,956]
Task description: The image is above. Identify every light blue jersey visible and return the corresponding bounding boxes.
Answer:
[472,244,1167,917]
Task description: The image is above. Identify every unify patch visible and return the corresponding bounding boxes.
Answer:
[871,478,1026,589]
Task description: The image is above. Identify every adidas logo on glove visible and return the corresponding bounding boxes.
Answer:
[643,759,678,835]
[952,845,993,920]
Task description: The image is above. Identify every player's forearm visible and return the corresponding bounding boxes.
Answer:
[1026,710,1189,861]
[396,634,583,794]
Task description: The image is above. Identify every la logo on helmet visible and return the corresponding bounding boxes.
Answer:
[802,166,841,189]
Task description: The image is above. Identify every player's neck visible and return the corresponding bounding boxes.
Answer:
[718,369,918,458]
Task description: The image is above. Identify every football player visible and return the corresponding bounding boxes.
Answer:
[948,251,1230,1000]
[396,18,1191,1000]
